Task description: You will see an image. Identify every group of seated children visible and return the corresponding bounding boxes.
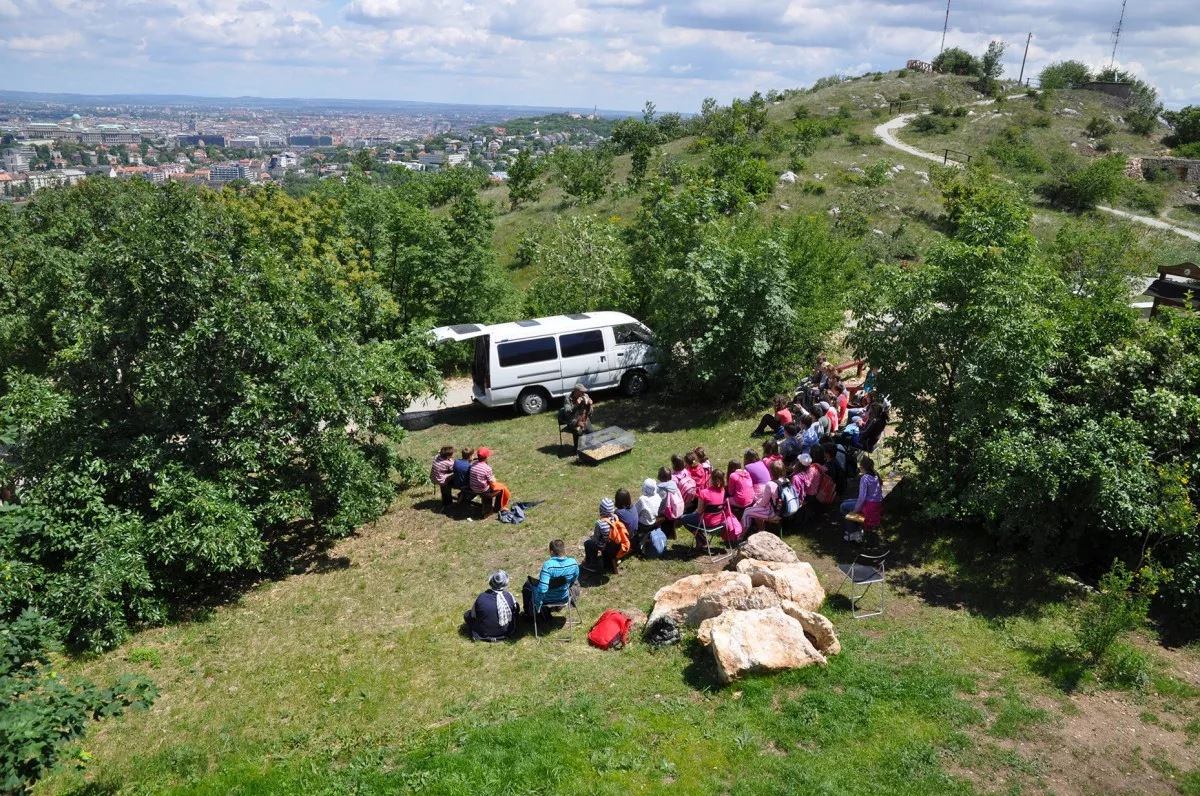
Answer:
[429,445,511,517]
[462,539,582,642]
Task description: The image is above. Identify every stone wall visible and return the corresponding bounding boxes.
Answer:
[1127,157,1200,183]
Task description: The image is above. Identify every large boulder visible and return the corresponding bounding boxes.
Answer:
[648,571,753,629]
[694,584,782,624]
[733,532,800,565]
[697,607,827,684]
[735,559,825,611]
[780,601,841,656]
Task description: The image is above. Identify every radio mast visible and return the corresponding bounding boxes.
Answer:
[940,0,952,54]
[1109,0,1127,70]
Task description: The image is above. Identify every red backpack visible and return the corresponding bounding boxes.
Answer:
[587,610,633,650]
[812,464,838,504]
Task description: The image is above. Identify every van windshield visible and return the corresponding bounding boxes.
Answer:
[613,323,653,345]
[472,335,489,389]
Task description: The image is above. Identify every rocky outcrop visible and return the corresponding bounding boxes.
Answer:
[648,571,753,629]
[697,607,828,684]
[733,532,800,565]
[780,601,841,656]
[735,559,825,611]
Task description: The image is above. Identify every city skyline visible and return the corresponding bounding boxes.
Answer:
[0,0,1197,111]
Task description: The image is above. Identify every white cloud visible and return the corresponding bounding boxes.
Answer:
[0,0,1196,109]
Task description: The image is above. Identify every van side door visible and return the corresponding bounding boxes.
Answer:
[492,336,561,406]
[557,329,609,392]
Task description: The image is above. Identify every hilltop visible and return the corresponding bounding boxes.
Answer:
[485,68,1200,291]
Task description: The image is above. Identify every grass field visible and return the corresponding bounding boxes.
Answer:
[44,394,1200,795]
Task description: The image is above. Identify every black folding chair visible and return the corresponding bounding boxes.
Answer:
[836,550,889,619]
[532,576,579,641]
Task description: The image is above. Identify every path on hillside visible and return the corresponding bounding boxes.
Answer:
[873,101,1200,244]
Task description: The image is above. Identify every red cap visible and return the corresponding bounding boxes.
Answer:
[477,446,492,459]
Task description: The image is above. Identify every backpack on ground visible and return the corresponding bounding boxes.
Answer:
[588,610,633,650]
[812,464,837,504]
[774,479,802,518]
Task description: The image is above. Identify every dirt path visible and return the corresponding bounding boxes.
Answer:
[874,100,1200,244]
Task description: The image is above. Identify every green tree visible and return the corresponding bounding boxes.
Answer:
[549,147,614,204]
[932,47,980,76]
[353,148,377,172]
[978,40,1007,93]
[506,148,542,210]
[1038,60,1093,90]
[525,216,630,317]
[1163,105,1200,146]
[850,168,1057,502]
[611,112,663,185]
[0,179,442,649]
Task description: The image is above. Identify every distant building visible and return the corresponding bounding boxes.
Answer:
[174,134,228,148]
[209,163,250,182]
[418,151,444,167]
[228,136,261,150]
[269,151,298,169]
[288,134,333,147]
[3,147,34,173]
[445,152,468,168]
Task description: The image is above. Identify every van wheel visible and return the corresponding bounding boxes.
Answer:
[622,370,649,397]
[516,388,549,416]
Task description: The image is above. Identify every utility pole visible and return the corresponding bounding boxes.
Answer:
[1017,31,1033,85]
[1109,0,1127,70]
[940,0,952,54]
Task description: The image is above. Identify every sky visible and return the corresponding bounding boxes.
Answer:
[0,0,1197,112]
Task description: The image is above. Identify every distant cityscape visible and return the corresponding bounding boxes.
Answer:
[0,91,635,198]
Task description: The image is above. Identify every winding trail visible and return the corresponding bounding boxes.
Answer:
[873,105,1200,244]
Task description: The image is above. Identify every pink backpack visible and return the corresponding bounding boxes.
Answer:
[673,471,697,503]
[662,488,685,520]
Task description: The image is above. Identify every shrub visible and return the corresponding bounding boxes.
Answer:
[838,104,854,119]
[863,158,894,187]
[933,47,980,76]
[1098,642,1152,689]
[1039,60,1093,90]
[985,126,1046,173]
[1037,153,1127,209]
[1122,179,1168,213]
[872,73,883,82]
[0,610,158,793]
[1094,137,1113,152]
[800,181,826,195]
[1175,141,1200,158]
[792,104,810,120]
[549,146,615,204]
[1034,88,1054,112]
[896,69,909,78]
[910,114,958,134]
[898,92,912,102]
[1086,116,1116,137]
[1030,114,1052,128]
[1127,109,1160,136]
[1076,561,1150,663]
[525,216,630,317]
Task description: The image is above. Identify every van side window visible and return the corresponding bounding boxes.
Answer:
[559,330,605,358]
[497,337,558,368]
[613,324,652,345]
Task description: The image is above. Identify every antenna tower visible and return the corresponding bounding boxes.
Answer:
[940,0,952,54]
[1109,0,1127,70]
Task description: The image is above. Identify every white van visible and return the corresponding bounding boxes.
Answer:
[428,311,660,415]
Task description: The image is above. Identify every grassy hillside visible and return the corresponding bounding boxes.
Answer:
[46,399,1200,794]
[486,69,1199,296]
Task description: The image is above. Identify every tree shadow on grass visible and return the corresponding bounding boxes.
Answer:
[1020,642,1090,693]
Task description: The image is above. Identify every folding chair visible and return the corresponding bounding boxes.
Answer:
[836,550,889,619]
[697,513,734,564]
[533,576,579,642]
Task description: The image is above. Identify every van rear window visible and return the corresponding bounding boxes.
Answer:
[560,330,605,358]
[498,337,558,368]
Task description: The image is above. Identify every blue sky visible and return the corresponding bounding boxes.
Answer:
[0,0,1196,111]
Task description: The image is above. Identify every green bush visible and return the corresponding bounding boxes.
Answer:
[985,126,1046,173]
[896,69,909,79]
[1076,561,1150,663]
[800,181,826,195]
[1037,153,1127,209]
[1030,114,1052,128]
[1122,179,1168,213]
[0,610,158,793]
[1163,105,1200,146]
[932,47,980,76]
[1038,60,1093,90]
[1033,88,1054,112]
[910,114,958,134]
[549,146,614,204]
[863,159,894,187]
[872,73,883,82]
[1086,116,1116,137]
[1175,141,1200,158]
[838,104,854,119]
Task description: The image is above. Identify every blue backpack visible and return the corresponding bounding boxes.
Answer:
[643,529,668,558]
[775,479,802,518]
